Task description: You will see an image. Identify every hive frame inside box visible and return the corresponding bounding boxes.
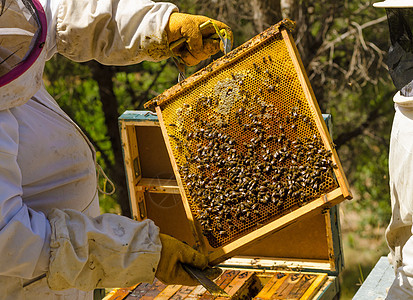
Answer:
[139,20,351,265]
[104,269,339,300]
[119,111,344,277]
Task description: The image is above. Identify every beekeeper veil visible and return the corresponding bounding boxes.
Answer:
[374,1,413,92]
[0,0,46,109]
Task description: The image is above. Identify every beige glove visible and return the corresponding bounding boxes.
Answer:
[155,233,221,286]
[165,13,233,66]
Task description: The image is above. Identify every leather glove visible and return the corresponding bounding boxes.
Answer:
[155,233,221,286]
[165,12,233,66]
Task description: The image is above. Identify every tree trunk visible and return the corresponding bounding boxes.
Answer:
[251,0,283,32]
[89,61,132,218]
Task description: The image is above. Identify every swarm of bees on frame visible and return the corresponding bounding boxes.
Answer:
[164,54,338,248]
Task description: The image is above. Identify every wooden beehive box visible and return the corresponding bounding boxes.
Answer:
[117,111,344,300]
[115,19,351,299]
[129,19,350,264]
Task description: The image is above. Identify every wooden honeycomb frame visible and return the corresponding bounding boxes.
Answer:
[144,19,351,264]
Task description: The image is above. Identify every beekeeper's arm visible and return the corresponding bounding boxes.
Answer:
[52,0,232,66]
[47,210,211,289]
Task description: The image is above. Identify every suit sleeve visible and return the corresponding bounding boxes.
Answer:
[55,0,178,65]
[47,209,162,290]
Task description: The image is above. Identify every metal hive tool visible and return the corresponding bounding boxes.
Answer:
[145,19,351,263]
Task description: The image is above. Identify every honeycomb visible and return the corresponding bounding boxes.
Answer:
[148,21,338,248]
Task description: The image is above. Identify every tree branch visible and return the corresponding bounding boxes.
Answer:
[334,107,383,148]
[316,16,387,56]
[135,61,168,109]
[87,61,131,217]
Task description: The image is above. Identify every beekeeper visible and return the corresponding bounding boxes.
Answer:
[374,0,413,298]
[0,0,231,299]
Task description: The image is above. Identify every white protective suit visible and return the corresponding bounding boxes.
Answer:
[0,0,178,298]
[385,92,413,299]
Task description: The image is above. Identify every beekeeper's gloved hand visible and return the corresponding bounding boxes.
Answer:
[165,13,233,66]
[155,233,221,286]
